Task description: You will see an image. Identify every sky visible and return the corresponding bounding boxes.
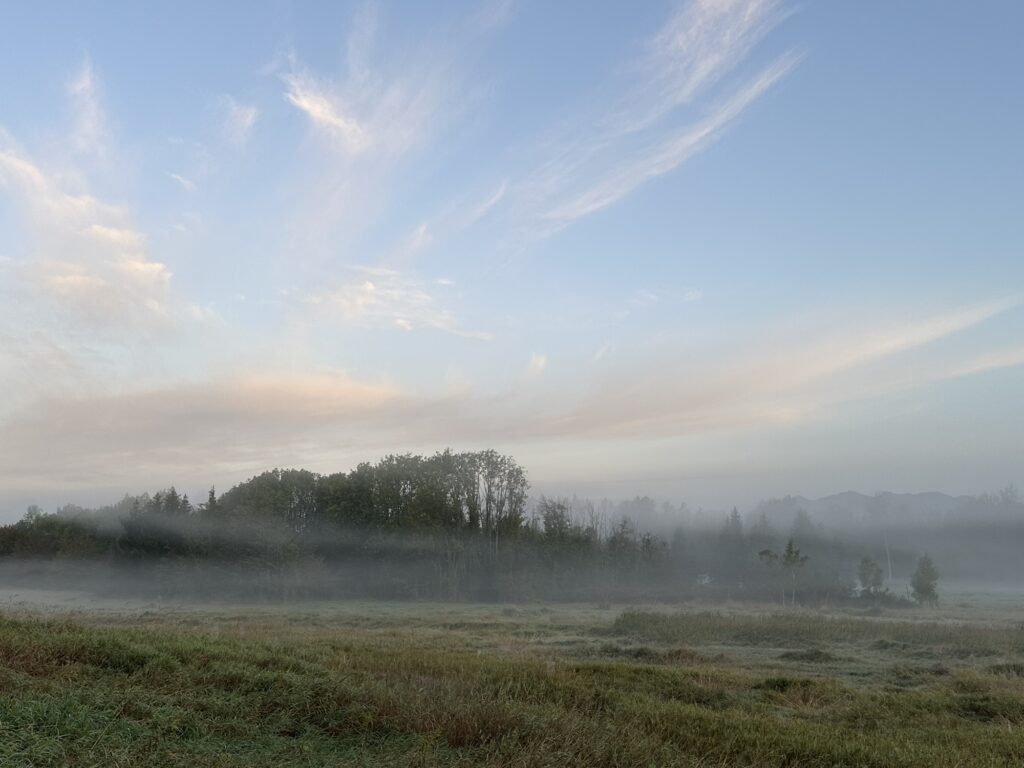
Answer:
[1,0,1023,517]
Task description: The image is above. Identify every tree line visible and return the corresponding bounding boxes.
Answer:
[0,450,948,604]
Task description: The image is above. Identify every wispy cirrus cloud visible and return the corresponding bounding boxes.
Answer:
[5,1,1020,511]
[284,71,372,155]
[1,299,1018,497]
[281,6,452,164]
[169,172,196,191]
[67,58,107,156]
[541,53,797,225]
[489,298,1024,442]
[0,59,224,345]
[303,1,795,260]
[625,0,790,133]
[789,296,1023,383]
[943,345,1024,380]
[468,0,798,239]
[219,95,260,145]
[0,131,199,431]
[0,134,173,326]
[304,266,491,339]
[0,131,118,223]
[274,5,510,263]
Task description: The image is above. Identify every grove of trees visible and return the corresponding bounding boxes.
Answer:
[0,449,962,605]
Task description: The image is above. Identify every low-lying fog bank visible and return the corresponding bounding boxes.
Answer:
[3,452,1021,606]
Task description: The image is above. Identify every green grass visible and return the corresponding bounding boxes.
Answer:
[611,609,1024,655]
[0,605,1023,766]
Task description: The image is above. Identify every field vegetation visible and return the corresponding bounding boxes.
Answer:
[0,598,1022,767]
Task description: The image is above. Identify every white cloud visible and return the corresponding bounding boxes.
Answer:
[474,0,796,239]
[523,352,547,382]
[470,180,507,222]
[283,58,439,160]
[281,6,464,165]
[305,267,491,339]
[515,299,1022,441]
[628,0,788,132]
[3,2,1018,507]
[284,72,372,155]
[116,257,172,287]
[186,303,221,325]
[2,299,1016,498]
[541,52,797,226]
[274,5,513,258]
[389,222,432,261]
[943,346,1024,380]
[0,133,175,327]
[375,180,509,267]
[790,296,1022,384]
[68,58,107,156]
[86,223,145,249]
[0,131,120,224]
[169,172,197,192]
[41,268,107,295]
[220,96,260,145]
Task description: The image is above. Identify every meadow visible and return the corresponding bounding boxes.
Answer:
[0,592,1022,767]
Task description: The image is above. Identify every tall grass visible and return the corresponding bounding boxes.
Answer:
[612,610,1024,656]
[0,611,1021,766]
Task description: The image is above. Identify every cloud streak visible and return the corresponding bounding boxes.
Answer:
[219,96,259,145]
[480,0,797,238]
[273,5,510,264]
[68,58,107,156]
[304,266,491,339]
[2,2,1019,509]
[169,172,196,191]
[284,72,372,155]
[541,53,798,225]
[2,299,1016,496]
[281,7,455,164]
[0,135,173,327]
[0,373,405,491]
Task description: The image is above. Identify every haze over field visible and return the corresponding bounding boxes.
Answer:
[2,0,1023,516]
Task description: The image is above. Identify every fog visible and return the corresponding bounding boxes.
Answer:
[2,450,1020,607]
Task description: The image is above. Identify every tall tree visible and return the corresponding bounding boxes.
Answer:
[910,554,939,607]
[781,539,808,606]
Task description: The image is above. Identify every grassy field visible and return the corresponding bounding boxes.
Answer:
[0,594,1023,767]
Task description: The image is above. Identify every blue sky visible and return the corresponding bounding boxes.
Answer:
[1,0,1022,513]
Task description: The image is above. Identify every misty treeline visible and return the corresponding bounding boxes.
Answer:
[1,450,1020,603]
